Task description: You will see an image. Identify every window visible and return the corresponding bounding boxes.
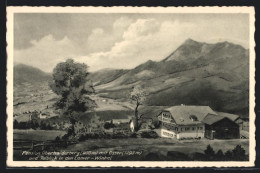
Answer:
[175,127,178,131]
[192,127,195,131]
[189,115,198,121]
[181,128,183,131]
[200,127,203,130]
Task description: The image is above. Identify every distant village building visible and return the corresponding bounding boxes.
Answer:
[110,118,131,125]
[156,105,241,140]
[39,113,48,119]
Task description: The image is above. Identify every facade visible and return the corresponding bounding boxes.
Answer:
[157,106,216,139]
[111,118,130,125]
[216,112,244,130]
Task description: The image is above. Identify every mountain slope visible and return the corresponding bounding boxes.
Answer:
[91,39,249,117]
[14,64,52,85]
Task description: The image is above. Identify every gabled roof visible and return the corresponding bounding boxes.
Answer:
[202,114,226,125]
[215,112,240,121]
[163,106,217,125]
[112,119,130,124]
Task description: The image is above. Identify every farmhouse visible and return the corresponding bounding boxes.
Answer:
[156,105,241,140]
[216,112,244,130]
[110,118,130,125]
[203,114,240,139]
[157,106,216,139]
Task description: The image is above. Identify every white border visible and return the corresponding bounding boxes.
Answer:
[6,6,256,167]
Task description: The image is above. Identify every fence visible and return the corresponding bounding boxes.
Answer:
[13,139,77,151]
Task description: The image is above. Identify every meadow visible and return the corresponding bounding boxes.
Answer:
[63,138,249,161]
[14,129,66,141]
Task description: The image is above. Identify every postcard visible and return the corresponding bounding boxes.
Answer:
[6,6,255,167]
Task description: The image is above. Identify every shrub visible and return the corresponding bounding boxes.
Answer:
[140,131,158,138]
[55,136,61,141]
[112,132,128,139]
[130,133,137,138]
[167,151,190,161]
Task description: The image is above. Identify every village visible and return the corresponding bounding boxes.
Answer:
[13,104,249,140]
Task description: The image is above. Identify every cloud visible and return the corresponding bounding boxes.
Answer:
[14,35,81,72]
[78,19,196,71]
[14,15,249,72]
[14,17,133,72]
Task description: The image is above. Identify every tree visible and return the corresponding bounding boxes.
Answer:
[204,145,215,160]
[215,149,224,160]
[130,85,146,131]
[50,59,96,135]
[13,120,19,129]
[232,145,246,161]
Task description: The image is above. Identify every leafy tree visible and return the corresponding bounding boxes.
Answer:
[130,85,146,131]
[50,59,96,134]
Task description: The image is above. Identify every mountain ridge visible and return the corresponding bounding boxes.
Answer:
[13,39,249,117]
[90,39,249,117]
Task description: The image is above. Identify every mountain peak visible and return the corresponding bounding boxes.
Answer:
[184,38,199,45]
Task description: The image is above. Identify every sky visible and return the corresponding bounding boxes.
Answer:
[14,13,249,72]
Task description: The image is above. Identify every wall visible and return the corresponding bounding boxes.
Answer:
[205,118,240,139]
[159,129,176,139]
[176,131,204,139]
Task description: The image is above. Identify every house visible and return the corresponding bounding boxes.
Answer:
[113,123,131,134]
[203,114,240,139]
[39,113,48,119]
[157,106,216,139]
[111,118,130,125]
[216,112,244,130]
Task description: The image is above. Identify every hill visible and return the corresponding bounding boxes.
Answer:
[14,63,52,85]
[91,39,249,117]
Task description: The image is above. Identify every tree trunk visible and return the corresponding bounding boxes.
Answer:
[134,102,139,132]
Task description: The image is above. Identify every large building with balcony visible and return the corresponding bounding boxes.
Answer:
[156,105,241,140]
[156,106,216,139]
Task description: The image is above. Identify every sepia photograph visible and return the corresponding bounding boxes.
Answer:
[6,6,255,167]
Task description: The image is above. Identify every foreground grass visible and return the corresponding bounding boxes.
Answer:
[64,138,249,155]
[14,129,66,141]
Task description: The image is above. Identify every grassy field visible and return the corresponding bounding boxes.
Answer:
[14,129,66,141]
[64,138,249,156]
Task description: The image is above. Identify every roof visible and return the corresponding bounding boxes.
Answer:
[112,119,130,124]
[139,106,168,119]
[164,106,217,125]
[202,114,226,125]
[215,112,240,121]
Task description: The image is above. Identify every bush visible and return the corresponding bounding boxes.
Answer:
[55,136,61,141]
[140,131,158,138]
[130,133,137,138]
[112,132,128,139]
[142,152,161,161]
[167,151,190,161]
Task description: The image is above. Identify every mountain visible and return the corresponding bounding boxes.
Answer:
[91,39,249,117]
[14,64,52,85]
